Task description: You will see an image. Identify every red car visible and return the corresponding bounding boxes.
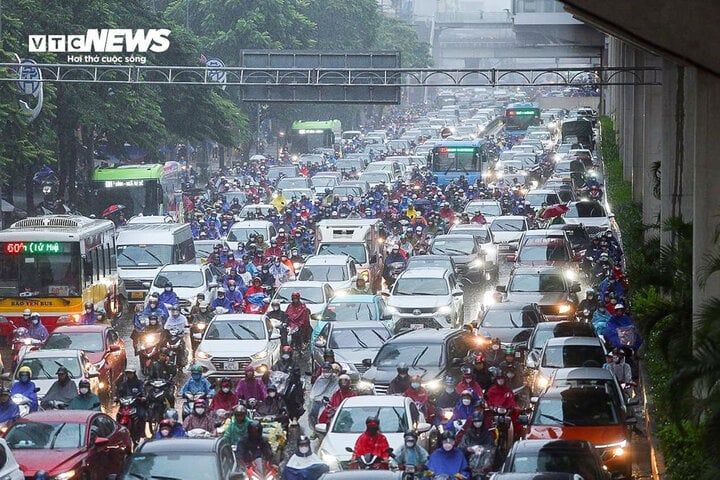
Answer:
[5,410,133,480]
[43,325,127,396]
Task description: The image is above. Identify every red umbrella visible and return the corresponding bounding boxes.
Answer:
[540,203,569,220]
[102,204,126,218]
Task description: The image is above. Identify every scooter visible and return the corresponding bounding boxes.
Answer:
[11,326,43,368]
[146,378,174,431]
[345,447,390,470]
[116,395,144,443]
[245,458,278,480]
[466,444,495,480]
[137,330,162,376]
[165,328,187,368]
[12,392,37,417]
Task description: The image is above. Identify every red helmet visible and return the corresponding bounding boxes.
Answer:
[474,354,485,364]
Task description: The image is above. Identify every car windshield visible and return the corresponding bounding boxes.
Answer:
[465,202,502,216]
[375,343,443,368]
[360,172,390,182]
[566,203,607,218]
[491,219,526,232]
[525,193,560,206]
[317,243,368,264]
[431,238,475,255]
[277,178,308,190]
[298,265,348,282]
[450,228,490,242]
[332,406,408,434]
[541,345,606,368]
[204,320,266,341]
[531,328,557,350]
[154,270,204,288]
[194,243,215,260]
[393,277,449,296]
[365,163,393,173]
[44,332,104,352]
[227,227,268,243]
[329,327,389,349]
[311,177,336,188]
[510,449,601,478]
[517,244,570,262]
[332,186,363,197]
[17,356,82,380]
[125,453,220,480]
[275,287,324,304]
[534,392,620,426]
[117,244,172,267]
[6,422,86,449]
[322,302,377,322]
[481,310,538,328]
[407,258,452,270]
[509,273,566,292]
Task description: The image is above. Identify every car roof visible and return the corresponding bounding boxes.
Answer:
[389,327,463,342]
[552,367,615,381]
[544,336,603,347]
[407,254,454,262]
[329,321,391,331]
[136,437,227,454]
[304,255,351,265]
[229,220,274,227]
[21,349,82,358]
[50,325,110,334]
[212,313,265,322]
[397,267,448,279]
[339,394,407,408]
[483,302,539,312]
[511,266,567,275]
[434,233,475,241]
[158,264,205,272]
[541,384,613,400]
[490,215,527,221]
[20,410,99,423]
[513,438,595,453]
[276,281,328,289]
[521,229,567,237]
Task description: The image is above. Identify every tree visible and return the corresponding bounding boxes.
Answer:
[373,15,432,68]
[307,0,379,51]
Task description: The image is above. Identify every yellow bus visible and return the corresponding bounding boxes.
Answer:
[0,215,119,335]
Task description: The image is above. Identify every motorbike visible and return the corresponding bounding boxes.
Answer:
[384,261,406,288]
[137,330,163,376]
[389,449,425,480]
[466,444,495,480]
[11,326,43,368]
[116,395,144,443]
[190,317,209,352]
[244,292,270,314]
[146,378,174,431]
[245,458,278,480]
[490,406,513,462]
[576,308,593,323]
[12,392,37,417]
[43,400,68,410]
[182,391,208,421]
[165,328,187,368]
[345,447,389,470]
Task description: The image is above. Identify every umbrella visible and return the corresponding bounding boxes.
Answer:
[1,200,15,212]
[540,203,569,220]
[250,154,267,161]
[102,204,126,218]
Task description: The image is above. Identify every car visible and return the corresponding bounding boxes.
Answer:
[266,165,300,181]
[194,313,282,379]
[447,224,499,278]
[271,280,334,317]
[474,302,544,348]
[510,231,578,269]
[361,328,478,394]
[193,239,221,264]
[236,204,276,220]
[488,474,592,480]
[498,439,609,480]
[0,439,23,480]
[521,385,635,479]
[489,216,531,253]
[147,263,219,310]
[524,189,562,210]
[405,254,457,274]
[358,170,393,188]
[386,267,464,331]
[331,184,365,199]
[15,349,99,398]
[526,321,598,368]
[42,325,126,396]
[364,160,404,181]
[6,410,133,480]
[529,337,608,396]
[547,224,592,257]
[496,266,581,321]
[312,321,392,380]
[225,220,277,251]
[281,187,315,201]
[115,437,238,480]
[548,367,637,414]
[563,201,613,235]
[429,234,489,285]
[312,294,394,344]
[277,176,312,191]
[311,172,343,192]
[315,395,433,471]
[297,255,358,293]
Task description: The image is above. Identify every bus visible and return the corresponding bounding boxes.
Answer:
[505,102,542,137]
[289,120,342,154]
[430,140,490,186]
[0,215,119,335]
[91,162,183,218]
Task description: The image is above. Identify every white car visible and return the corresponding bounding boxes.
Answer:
[316,395,433,471]
[271,281,334,316]
[358,171,393,188]
[529,336,607,396]
[489,216,531,252]
[463,199,502,218]
[225,220,277,251]
[194,314,281,379]
[146,264,219,310]
[563,200,614,236]
[0,439,24,480]
[297,255,357,294]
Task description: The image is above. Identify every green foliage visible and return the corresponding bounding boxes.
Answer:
[308,0,379,50]
[373,15,432,68]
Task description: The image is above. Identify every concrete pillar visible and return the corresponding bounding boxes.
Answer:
[692,68,720,334]
[621,44,635,180]
[632,51,646,203]
[640,54,663,229]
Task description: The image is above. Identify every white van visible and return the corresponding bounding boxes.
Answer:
[116,221,195,304]
[225,220,277,252]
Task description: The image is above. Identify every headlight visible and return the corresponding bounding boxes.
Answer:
[564,269,577,280]
[423,379,442,392]
[356,380,374,391]
[536,375,550,389]
[470,259,484,269]
[558,304,573,314]
[437,305,452,314]
[55,471,76,480]
[196,350,212,360]
[252,350,269,360]
[144,333,158,344]
[293,262,303,270]
[484,246,497,257]
[196,322,206,331]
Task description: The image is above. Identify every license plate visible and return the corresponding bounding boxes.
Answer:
[223,362,239,370]
[129,291,145,300]
[411,324,424,330]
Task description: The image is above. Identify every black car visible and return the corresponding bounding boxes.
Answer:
[429,234,488,285]
[548,223,592,256]
[474,302,545,347]
[113,437,238,480]
[361,328,478,395]
[499,439,609,480]
[526,321,597,367]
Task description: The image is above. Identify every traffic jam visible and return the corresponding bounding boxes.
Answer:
[0,88,643,480]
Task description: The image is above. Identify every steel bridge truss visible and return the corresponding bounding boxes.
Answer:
[0,63,661,87]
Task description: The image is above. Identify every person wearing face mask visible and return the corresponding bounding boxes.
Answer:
[350,417,390,469]
[455,365,483,402]
[395,430,429,472]
[68,379,101,411]
[42,367,79,409]
[285,292,310,348]
[180,364,215,399]
[604,350,633,385]
[426,430,469,479]
[183,398,216,435]
[320,374,355,426]
[225,280,245,312]
[275,346,295,373]
[472,354,493,392]
[403,375,431,420]
[155,418,176,439]
[235,365,267,402]
[458,411,495,453]
[269,256,291,286]
[257,384,289,428]
[158,282,179,308]
[435,376,460,424]
[592,302,612,336]
[27,313,49,342]
[308,362,338,427]
[387,363,412,395]
[11,366,39,412]
[79,301,98,325]
[0,388,20,424]
[282,435,329,480]
[223,405,252,445]
[211,288,234,312]
[447,390,477,434]
[210,378,238,413]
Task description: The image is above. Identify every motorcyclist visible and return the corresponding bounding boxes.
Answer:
[211,288,234,311]
[602,303,643,354]
[472,354,493,392]
[223,404,252,445]
[458,411,495,451]
[11,366,39,412]
[0,388,20,424]
[235,365,267,402]
[159,282,179,307]
[447,390,477,433]
[143,294,169,322]
[27,313,49,341]
[387,363,412,395]
[604,350,633,385]
[455,365,484,402]
[180,364,215,399]
[285,291,311,347]
[68,379,101,411]
[310,349,336,384]
[41,367,78,409]
[79,301,98,325]
[283,365,305,425]
[225,280,245,311]
[499,348,524,390]
[320,374,355,425]
[349,277,371,295]
[164,304,188,335]
[147,348,177,407]
[435,376,460,422]
[383,244,406,283]
[592,303,612,335]
[155,418,176,439]
[235,420,274,470]
[351,416,390,469]
[578,289,599,314]
[394,430,429,471]
[403,375,431,420]
[282,435,329,480]
[257,384,289,427]
[152,409,186,438]
[484,337,504,367]
[308,362,338,426]
[183,398,216,435]
[275,345,295,373]
[210,377,238,413]
[427,430,469,479]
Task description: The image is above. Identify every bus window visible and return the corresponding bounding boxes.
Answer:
[83,256,93,288]
[109,240,117,274]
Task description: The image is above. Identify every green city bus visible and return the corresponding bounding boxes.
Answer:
[289,120,342,153]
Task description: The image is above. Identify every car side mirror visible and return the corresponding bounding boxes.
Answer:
[496,285,506,293]
[416,422,432,433]
[381,313,393,321]
[362,358,372,367]
[94,437,110,448]
[108,344,122,353]
[608,213,615,219]
[208,282,219,289]
[315,423,327,434]
[626,397,640,407]
[87,372,99,379]
[526,358,537,369]
[530,396,539,404]
[571,282,582,293]
[518,415,529,425]
[452,290,463,297]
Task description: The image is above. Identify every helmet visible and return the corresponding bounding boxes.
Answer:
[198,301,209,310]
[338,374,351,387]
[34,471,50,480]
[504,347,516,356]
[267,384,278,393]
[460,365,473,375]
[22,309,31,317]
[291,291,301,300]
[244,365,255,374]
[472,411,485,423]
[217,287,226,294]
[460,389,473,398]
[404,430,418,441]
[164,409,179,423]
[271,299,281,307]
[190,364,203,374]
[18,366,31,376]
[193,398,207,408]
[84,301,94,309]
[297,435,311,448]
[165,282,173,288]
[159,418,173,430]
[410,374,422,383]
[366,416,380,428]
[281,345,293,356]
[475,354,485,363]
[323,349,335,359]
[124,367,136,374]
[234,405,247,416]
[443,375,455,385]
[397,362,409,375]
[440,430,455,441]
[248,420,263,437]
[220,377,232,387]
[615,303,625,310]
[78,379,91,388]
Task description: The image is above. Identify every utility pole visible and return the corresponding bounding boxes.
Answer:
[185,0,190,30]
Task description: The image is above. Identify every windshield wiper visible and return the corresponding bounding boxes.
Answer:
[411,346,429,367]
[49,423,68,449]
[231,323,259,340]
[36,362,54,379]
[371,329,387,343]
[127,474,146,480]
[119,253,138,266]
[540,413,576,426]
[350,330,368,349]
[443,248,469,255]
[150,476,184,480]
[144,249,164,265]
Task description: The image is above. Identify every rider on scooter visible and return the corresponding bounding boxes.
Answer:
[350,416,390,470]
